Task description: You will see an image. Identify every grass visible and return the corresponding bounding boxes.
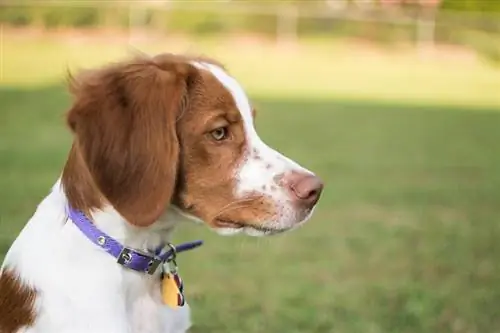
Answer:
[1,32,500,332]
[2,31,500,107]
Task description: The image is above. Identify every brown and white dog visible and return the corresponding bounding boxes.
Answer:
[0,54,323,333]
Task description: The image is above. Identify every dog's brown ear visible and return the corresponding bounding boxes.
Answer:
[66,57,196,227]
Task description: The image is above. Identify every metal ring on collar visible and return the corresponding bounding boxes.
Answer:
[166,243,177,262]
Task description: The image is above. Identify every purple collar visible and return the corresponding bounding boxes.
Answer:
[67,207,203,275]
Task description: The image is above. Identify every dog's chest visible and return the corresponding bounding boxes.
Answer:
[128,293,192,333]
[126,278,167,333]
[4,187,192,333]
[26,275,190,333]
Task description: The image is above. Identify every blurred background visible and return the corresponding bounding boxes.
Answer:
[1,0,500,332]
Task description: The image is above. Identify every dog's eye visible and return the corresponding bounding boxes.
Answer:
[210,127,228,141]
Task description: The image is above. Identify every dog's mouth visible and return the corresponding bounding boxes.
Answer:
[214,219,290,236]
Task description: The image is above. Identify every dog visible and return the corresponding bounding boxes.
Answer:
[0,53,323,333]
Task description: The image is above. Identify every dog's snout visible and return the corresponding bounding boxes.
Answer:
[284,172,323,208]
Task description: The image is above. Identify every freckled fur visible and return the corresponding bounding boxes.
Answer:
[195,62,317,232]
[1,53,321,333]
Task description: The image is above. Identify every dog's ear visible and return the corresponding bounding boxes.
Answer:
[66,57,197,227]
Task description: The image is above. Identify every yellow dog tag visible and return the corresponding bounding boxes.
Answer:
[162,273,181,308]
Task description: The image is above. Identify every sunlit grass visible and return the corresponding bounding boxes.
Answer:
[1,32,499,108]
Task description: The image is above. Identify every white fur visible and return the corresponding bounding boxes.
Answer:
[2,62,317,333]
[2,180,191,333]
[192,62,316,236]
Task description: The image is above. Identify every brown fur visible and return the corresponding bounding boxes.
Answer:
[172,68,275,227]
[1,53,281,332]
[61,53,276,228]
[0,268,37,333]
[62,54,196,226]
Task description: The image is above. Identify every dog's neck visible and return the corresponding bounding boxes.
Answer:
[60,145,180,251]
[61,178,180,253]
[2,179,190,333]
[79,196,180,255]
[3,178,183,282]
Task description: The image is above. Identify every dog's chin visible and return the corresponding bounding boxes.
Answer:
[170,205,316,237]
[212,220,291,237]
[212,209,315,237]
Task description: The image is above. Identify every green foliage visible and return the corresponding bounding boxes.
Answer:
[0,6,34,26]
[0,6,99,27]
[41,7,99,28]
[164,10,229,35]
[441,0,500,12]
[1,1,500,31]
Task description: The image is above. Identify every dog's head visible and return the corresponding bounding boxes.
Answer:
[63,54,323,236]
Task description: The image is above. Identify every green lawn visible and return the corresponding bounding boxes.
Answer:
[1,34,500,333]
[2,33,500,107]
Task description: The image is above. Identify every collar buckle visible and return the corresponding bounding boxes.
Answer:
[146,256,163,275]
[117,247,134,266]
[117,247,163,275]
[68,204,203,275]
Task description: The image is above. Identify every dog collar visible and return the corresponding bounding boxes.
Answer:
[67,206,203,275]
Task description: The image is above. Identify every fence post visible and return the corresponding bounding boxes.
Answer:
[128,3,148,46]
[276,3,298,48]
[416,0,441,58]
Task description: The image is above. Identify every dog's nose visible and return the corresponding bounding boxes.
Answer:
[284,172,324,208]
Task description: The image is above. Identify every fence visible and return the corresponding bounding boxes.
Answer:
[1,1,499,60]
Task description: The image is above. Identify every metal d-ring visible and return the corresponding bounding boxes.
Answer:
[165,243,178,273]
[166,243,177,262]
